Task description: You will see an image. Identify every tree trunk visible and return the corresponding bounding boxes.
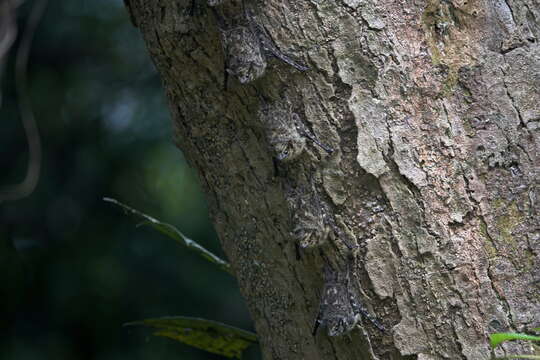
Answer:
[124,0,539,358]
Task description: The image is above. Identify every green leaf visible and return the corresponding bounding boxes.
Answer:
[125,316,258,359]
[490,333,540,348]
[104,197,233,275]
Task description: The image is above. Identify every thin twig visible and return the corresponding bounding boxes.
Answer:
[0,0,48,203]
[104,197,234,276]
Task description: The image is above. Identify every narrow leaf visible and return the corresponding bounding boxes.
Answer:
[490,333,540,348]
[103,197,233,275]
[125,316,257,359]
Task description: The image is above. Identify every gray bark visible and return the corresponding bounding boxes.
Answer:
[125,0,539,359]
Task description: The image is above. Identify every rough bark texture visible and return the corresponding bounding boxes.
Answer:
[125,0,539,359]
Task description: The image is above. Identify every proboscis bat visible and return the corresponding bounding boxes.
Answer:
[259,104,333,163]
[211,4,267,85]
[286,182,334,249]
[259,106,306,162]
[292,197,332,249]
[313,264,385,337]
[211,2,308,84]
[220,25,267,84]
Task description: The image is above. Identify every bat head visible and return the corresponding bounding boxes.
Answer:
[327,314,358,337]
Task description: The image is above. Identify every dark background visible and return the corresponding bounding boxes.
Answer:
[0,1,257,359]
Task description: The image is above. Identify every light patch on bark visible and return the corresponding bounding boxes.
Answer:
[349,88,390,177]
[389,125,428,188]
[365,235,394,298]
[360,5,386,30]
[322,165,348,205]
[343,0,363,9]
[392,315,429,355]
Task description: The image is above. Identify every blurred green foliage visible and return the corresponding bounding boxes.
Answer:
[0,1,257,359]
[126,316,257,359]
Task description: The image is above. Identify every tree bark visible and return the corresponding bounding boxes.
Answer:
[125,0,539,359]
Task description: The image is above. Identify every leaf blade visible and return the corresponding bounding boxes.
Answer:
[490,333,540,348]
[104,197,233,275]
[125,316,257,359]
